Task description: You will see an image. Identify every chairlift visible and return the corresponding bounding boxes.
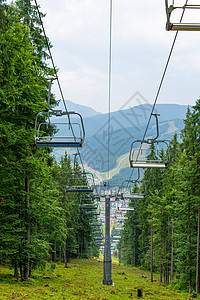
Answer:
[79,206,98,210]
[119,175,146,200]
[85,212,100,216]
[66,171,95,193]
[165,1,200,31]
[129,114,170,169]
[93,233,103,237]
[116,216,128,220]
[118,207,135,211]
[34,78,85,147]
[79,201,99,207]
[92,230,103,234]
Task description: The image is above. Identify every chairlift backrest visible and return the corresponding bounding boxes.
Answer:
[129,114,169,169]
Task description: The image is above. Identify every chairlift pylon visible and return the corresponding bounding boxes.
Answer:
[165,0,200,31]
[34,78,85,147]
[129,114,170,169]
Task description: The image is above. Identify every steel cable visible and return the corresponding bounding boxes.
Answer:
[127,0,189,185]
[34,0,85,172]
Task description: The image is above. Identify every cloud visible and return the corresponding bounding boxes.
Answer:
[6,0,200,111]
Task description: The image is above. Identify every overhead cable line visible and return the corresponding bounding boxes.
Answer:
[34,0,85,171]
[127,0,188,184]
[107,0,113,182]
[34,0,66,109]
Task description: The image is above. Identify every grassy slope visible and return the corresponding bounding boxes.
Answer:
[0,259,194,300]
[101,152,129,180]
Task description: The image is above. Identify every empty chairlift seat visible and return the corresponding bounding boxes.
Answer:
[34,111,85,147]
[66,172,95,193]
[129,114,170,169]
[118,177,146,200]
[165,0,200,31]
[129,140,169,169]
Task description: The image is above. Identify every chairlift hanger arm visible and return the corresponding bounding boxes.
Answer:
[150,113,159,141]
[47,77,58,113]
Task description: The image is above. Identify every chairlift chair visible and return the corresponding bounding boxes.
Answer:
[79,205,98,210]
[118,207,135,211]
[35,111,85,147]
[165,0,200,31]
[129,140,169,168]
[66,171,95,193]
[34,78,85,147]
[119,175,146,200]
[129,114,170,169]
[93,234,103,237]
[116,216,128,220]
[85,212,100,216]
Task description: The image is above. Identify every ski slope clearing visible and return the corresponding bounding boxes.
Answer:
[0,259,192,299]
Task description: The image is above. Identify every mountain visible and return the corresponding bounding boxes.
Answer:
[59,100,101,118]
[53,103,188,173]
[83,104,188,137]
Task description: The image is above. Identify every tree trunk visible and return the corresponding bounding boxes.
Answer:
[14,261,19,281]
[19,262,23,279]
[134,226,136,267]
[59,246,62,263]
[63,240,67,267]
[196,202,200,294]
[24,175,30,281]
[78,234,80,257]
[188,196,192,294]
[160,250,162,283]
[151,215,153,283]
[29,262,31,278]
[54,243,57,263]
[171,220,174,282]
[196,157,200,294]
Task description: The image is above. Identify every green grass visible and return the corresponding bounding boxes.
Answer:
[101,152,129,180]
[0,259,196,299]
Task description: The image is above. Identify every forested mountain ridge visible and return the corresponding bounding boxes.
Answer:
[83,103,188,137]
[54,103,186,172]
[59,99,101,118]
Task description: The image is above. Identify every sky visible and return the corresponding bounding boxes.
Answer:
[7,0,200,113]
